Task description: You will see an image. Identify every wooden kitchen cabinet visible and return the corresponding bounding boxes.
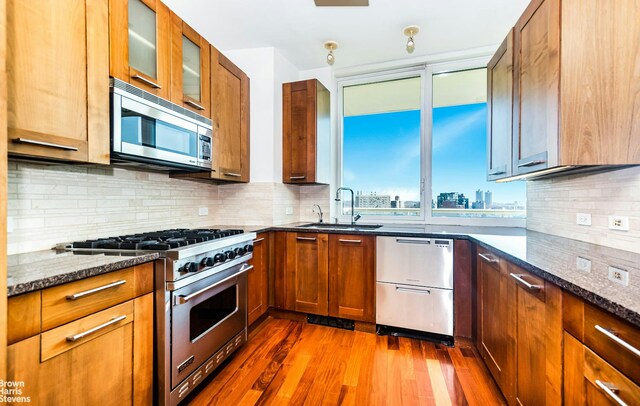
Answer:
[170,13,211,117]
[328,234,375,323]
[248,232,270,325]
[109,0,172,99]
[284,232,329,315]
[486,29,514,181]
[6,262,154,405]
[7,0,110,164]
[509,0,640,177]
[282,79,330,185]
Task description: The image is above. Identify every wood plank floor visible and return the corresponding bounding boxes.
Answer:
[184,317,505,405]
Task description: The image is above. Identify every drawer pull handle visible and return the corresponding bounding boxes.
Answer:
[132,74,161,89]
[66,315,127,342]
[595,380,627,406]
[517,159,546,167]
[289,176,306,180]
[223,172,242,177]
[185,99,205,110]
[253,238,265,243]
[14,138,78,151]
[478,253,499,263]
[296,237,317,242]
[488,170,506,176]
[509,273,542,291]
[396,287,431,295]
[338,239,362,244]
[396,238,431,244]
[66,280,127,300]
[595,325,640,358]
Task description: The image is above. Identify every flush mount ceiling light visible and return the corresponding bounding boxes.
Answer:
[324,41,338,66]
[403,25,420,54]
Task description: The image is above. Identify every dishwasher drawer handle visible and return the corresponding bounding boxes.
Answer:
[66,280,127,300]
[66,315,127,342]
[478,253,499,263]
[176,265,253,305]
[396,286,431,295]
[296,237,317,242]
[338,239,361,244]
[594,380,627,406]
[595,325,640,358]
[509,273,542,291]
[395,238,430,244]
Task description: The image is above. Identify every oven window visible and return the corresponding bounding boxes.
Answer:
[189,285,237,341]
[121,113,197,157]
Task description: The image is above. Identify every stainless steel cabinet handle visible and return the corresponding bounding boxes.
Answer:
[396,238,431,244]
[488,170,506,176]
[253,238,265,243]
[14,138,78,151]
[223,172,242,177]
[66,280,127,300]
[296,237,317,241]
[396,286,431,295]
[338,239,362,243]
[66,315,127,342]
[185,99,205,110]
[509,273,542,291]
[595,380,627,406]
[176,265,253,305]
[595,325,640,357]
[478,253,499,263]
[132,74,162,89]
[517,159,546,167]
[289,176,306,180]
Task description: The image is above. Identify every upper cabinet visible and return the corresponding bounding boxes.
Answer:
[109,0,171,99]
[488,0,640,180]
[486,30,514,181]
[282,79,330,185]
[7,0,110,164]
[170,14,211,118]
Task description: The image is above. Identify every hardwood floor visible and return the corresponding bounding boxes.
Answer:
[185,317,505,405]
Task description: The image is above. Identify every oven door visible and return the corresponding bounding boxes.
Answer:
[170,264,248,388]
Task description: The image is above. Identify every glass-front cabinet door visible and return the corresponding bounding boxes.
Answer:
[171,14,211,118]
[109,0,171,99]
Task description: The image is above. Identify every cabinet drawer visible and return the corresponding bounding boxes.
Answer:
[42,267,135,331]
[584,345,640,405]
[41,300,134,362]
[584,303,640,384]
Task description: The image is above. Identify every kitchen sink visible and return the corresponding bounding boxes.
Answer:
[299,223,383,231]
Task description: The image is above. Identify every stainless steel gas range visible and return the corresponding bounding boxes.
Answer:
[61,227,256,405]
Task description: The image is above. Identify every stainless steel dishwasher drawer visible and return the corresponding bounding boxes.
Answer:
[376,282,453,336]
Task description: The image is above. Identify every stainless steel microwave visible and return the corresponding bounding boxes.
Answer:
[110,78,212,171]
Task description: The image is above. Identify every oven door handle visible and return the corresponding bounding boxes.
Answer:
[175,265,253,305]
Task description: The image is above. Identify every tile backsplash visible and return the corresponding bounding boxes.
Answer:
[7,161,330,254]
[527,166,640,253]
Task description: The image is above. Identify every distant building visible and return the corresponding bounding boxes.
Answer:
[355,191,391,208]
[475,189,483,203]
[403,201,420,208]
[484,190,493,208]
[436,192,469,209]
[473,189,485,209]
[390,195,401,208]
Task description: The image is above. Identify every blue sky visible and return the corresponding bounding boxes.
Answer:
[343,104,526,204]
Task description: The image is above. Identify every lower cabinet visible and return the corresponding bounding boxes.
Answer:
[278,232,376,323]
[247,232,270,325]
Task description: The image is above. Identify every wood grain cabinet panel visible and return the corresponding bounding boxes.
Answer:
[328,234,375,323]
[284,232,329,315]
[248,232,270,325]
[7,0,109,164]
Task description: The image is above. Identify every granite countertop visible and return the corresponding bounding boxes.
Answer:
[7,250,160,297]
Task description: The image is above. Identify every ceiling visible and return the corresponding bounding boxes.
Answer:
[163,0,530,71]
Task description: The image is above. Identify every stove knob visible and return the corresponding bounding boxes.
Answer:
[225,250,236,260]
[234,247,246,256]
[244,244,253,253]
[201,257,214,267]
[183,262,198,273]
[213,253,226,263]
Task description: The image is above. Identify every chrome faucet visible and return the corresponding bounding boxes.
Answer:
[312,204,324,223]
[335,187,361,225]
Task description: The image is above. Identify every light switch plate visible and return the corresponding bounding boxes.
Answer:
[608,266,629,286]
[608,215,629,231]
[285,207,294,215]
[576,213,591,226]
[198,207,209,216]
[7,216,13,233]
[576,257,591,273]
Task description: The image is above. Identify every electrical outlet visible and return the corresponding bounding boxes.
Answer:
[576,213,592,226]
[608,215,629,231]
[608,266,629,286]
[576,257,591,273]
[198,207,208,216]
[285,207,294,215]
[7,216,13,233]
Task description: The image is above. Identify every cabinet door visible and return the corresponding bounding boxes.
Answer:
[283,80,317,184]
[211,47,250,182]
[510,264,562,405]
[284,233,328,315]
[248,233,269,325]
[513,0,560,175]
[109,0,171,99]
[486,30,513,181]
[170,14,211,117]
[7,0,109,164]
[328,234,375,322]
[477,249,516,403]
